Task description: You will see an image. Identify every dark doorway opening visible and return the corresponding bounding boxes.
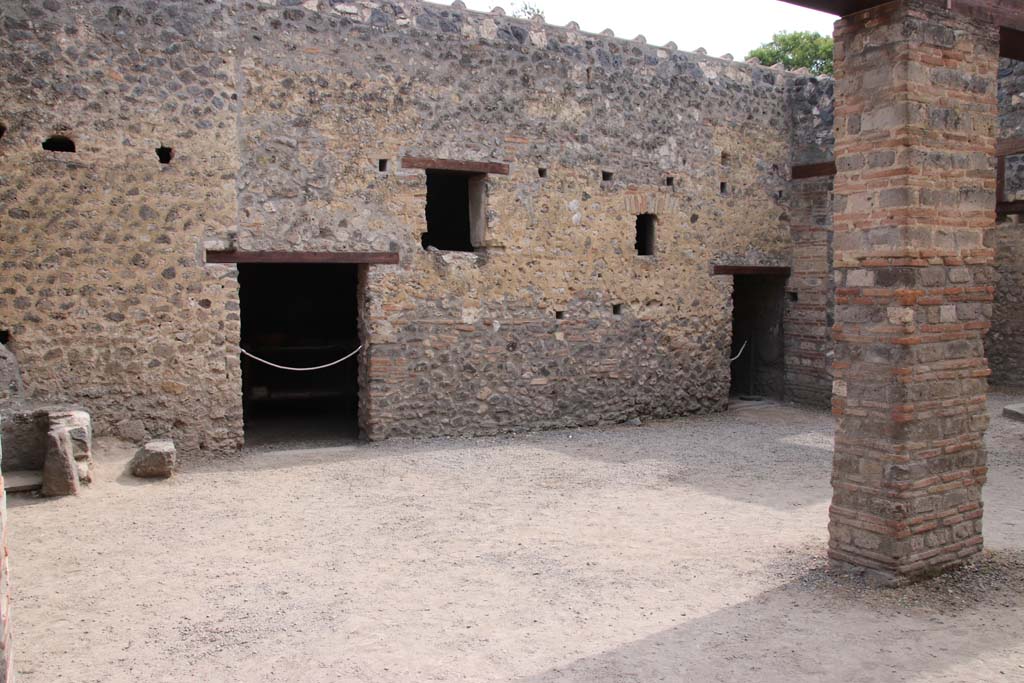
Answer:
[730,274,786,400]
[238,263,361,449]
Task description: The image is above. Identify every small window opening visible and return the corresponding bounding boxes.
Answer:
[42,135,75,153]
[720,182,728,195]
[422,169,486,253]
[665,176,674,187]
[612,303,623,316]
[602,170,614,182]
[156,146,174,164]
[538,167,547,178]
[555,310,565,320]
[378,159,389,172]
[635,213,656,256]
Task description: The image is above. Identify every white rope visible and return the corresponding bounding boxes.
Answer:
[729,340,748,363]
[240,345,363,372]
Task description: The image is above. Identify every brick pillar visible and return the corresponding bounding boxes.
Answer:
[0,421,11,682]
[829,0,999,582]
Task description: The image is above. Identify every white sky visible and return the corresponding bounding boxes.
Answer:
[459,0,837,59]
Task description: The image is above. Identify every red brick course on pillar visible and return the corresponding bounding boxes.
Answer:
[0,422,11,682]
[829,0,999,582]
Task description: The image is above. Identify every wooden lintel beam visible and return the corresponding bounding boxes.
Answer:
[712,265,792,277]
[792,161,837,180]
[997,137,1024,158]
[998,201,1024,216]
[205,251,400,265]
[401,157,510,175]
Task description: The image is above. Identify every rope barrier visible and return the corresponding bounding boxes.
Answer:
[240,345,363,372]
[729,340,748,363]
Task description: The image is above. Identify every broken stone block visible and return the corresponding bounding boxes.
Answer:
[130,440,176,479]
[41,427,81,497]
[49,410,93,484]
[1004,404,1024,423]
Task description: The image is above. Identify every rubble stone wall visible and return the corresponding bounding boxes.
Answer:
[1,0,805,452]
[0,1,247,455]
[233,1,797,439]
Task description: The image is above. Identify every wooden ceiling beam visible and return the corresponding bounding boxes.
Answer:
[205,251,400,265]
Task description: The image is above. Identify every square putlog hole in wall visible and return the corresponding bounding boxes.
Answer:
[635,213,656,256]
[156,146,174,164]
[602,171,614,182]
[378,159,389,172]
[538,167,547,178]
[612,303,623,316]
[421,170,486,252]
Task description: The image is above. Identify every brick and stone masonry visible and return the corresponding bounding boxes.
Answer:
[0,422,11,683]
[828,0,999,580]
[0,0,802,454]
[0,0,1018,459]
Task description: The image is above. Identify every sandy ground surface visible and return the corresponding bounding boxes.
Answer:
[7,392,1024,682]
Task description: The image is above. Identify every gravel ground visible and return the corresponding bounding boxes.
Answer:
[7,392,1024,682]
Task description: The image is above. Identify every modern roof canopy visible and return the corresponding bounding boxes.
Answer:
[779,0,1024,59]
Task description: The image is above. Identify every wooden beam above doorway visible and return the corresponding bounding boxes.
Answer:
[401,157,511,175]
[712,265,792,277]
[205,250,400,265]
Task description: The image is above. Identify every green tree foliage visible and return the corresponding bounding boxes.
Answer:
[511,2,543,19]
[746,31,834,75]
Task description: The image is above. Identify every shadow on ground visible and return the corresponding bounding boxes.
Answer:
[519,550,1024,682]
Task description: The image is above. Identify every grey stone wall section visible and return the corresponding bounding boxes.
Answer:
[989,58,1024,387]
[1000,59,1023,201]
[788,74,835,166]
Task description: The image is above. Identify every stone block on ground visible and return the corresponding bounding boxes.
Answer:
[1004,404,1024,423]
[49,410,93,483]
[41,427,81,497]
[130,440,176,479]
